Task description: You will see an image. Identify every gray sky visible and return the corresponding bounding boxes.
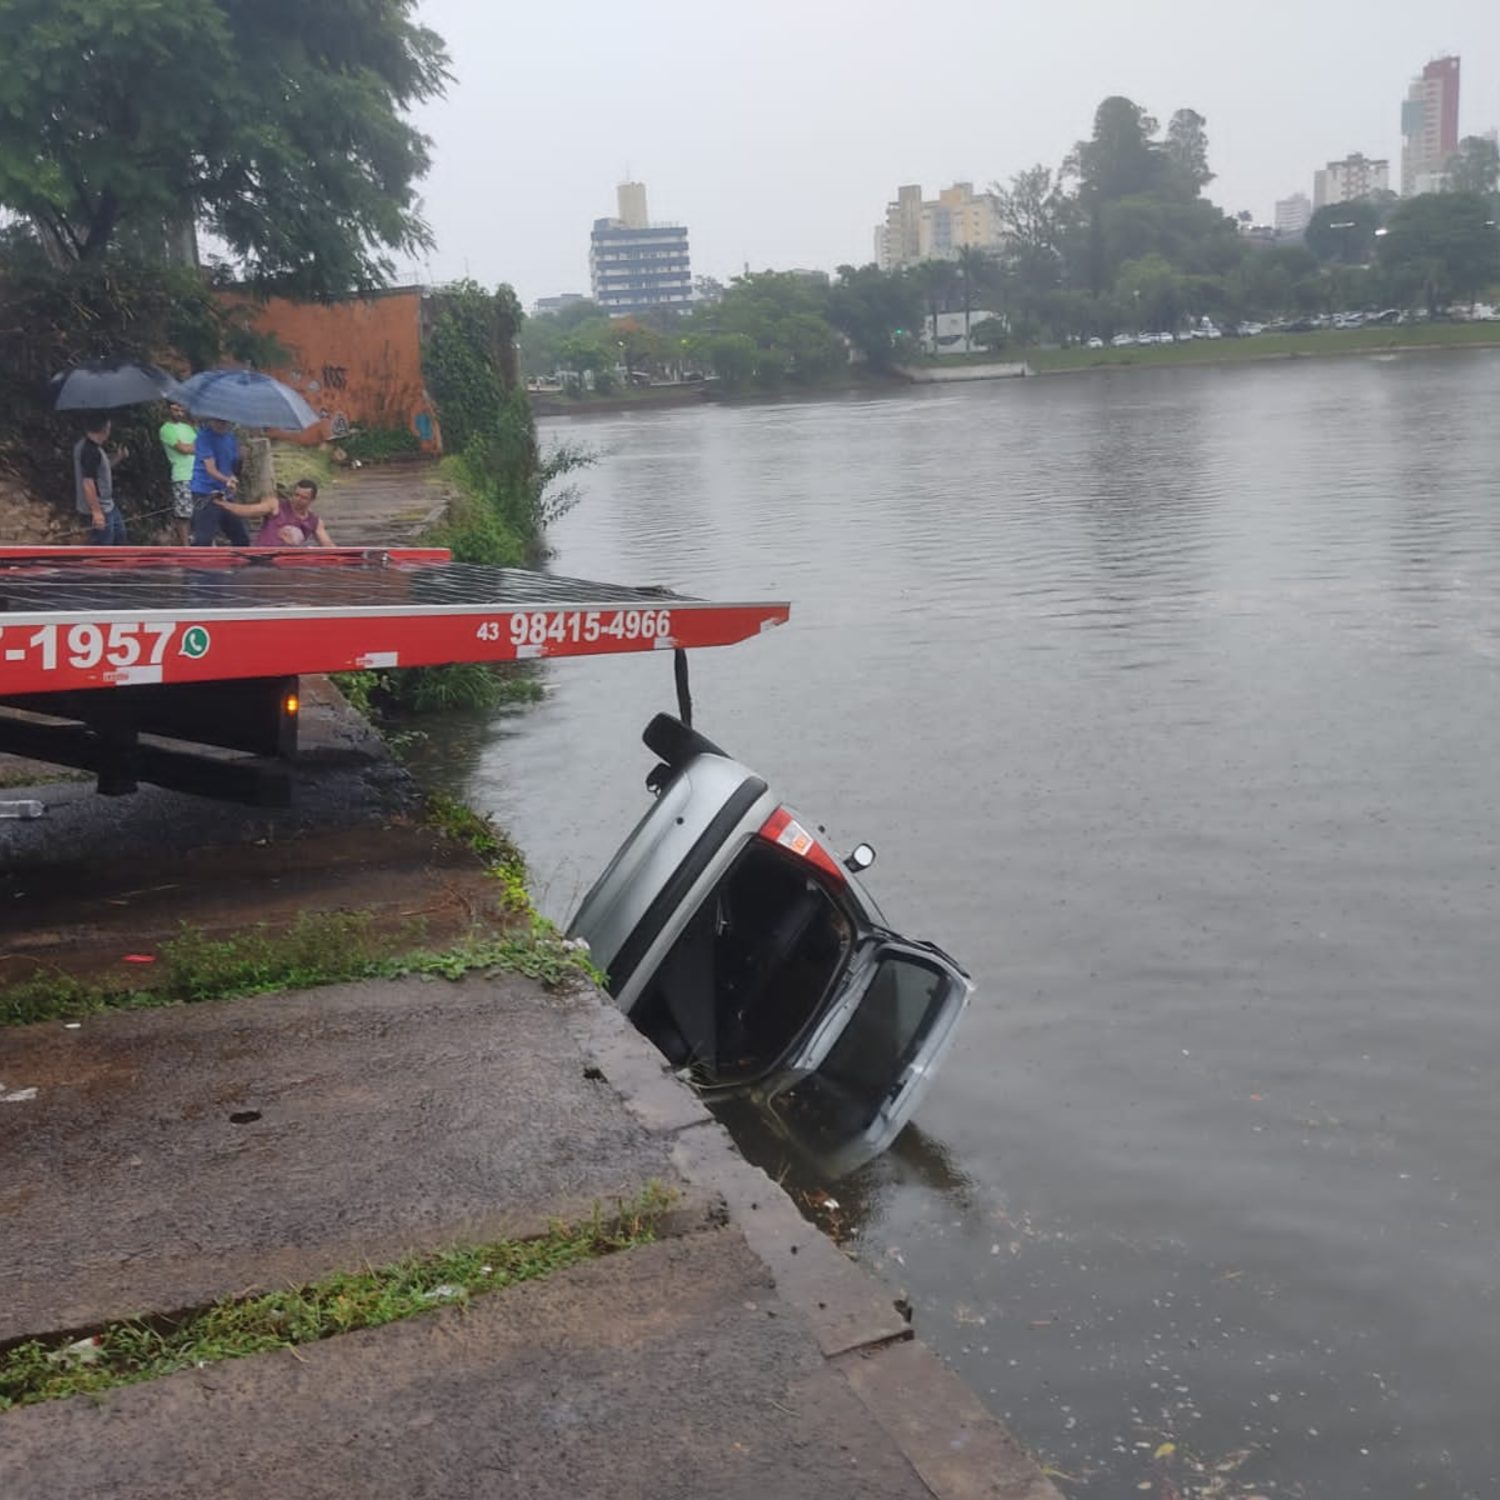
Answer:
[409,0,1500,304]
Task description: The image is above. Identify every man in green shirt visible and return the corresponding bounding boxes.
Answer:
[159,401,197,545]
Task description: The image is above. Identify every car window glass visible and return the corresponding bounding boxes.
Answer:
[773,953,948,1146]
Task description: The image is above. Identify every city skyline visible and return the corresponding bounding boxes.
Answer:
[408,0,1500,301]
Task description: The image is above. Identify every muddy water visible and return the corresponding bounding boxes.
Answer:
[412,352,1500,1498]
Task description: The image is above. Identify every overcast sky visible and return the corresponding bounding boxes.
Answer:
[408,0,1500,305]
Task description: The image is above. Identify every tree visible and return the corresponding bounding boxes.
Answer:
[1378,192,1500,313]
[994,165,1065,253]
[688,332,756,390]
[1447,136,1500,199]
[825,263,921,368]
[969,317,1008,354]
[0,0,449,294]
[1165,109,1214,197]
[1304,201,1383,265]
[1075,97,1164,202]
[954,245,997,344]
[910,258,959,351]
[1115,253,1184,331]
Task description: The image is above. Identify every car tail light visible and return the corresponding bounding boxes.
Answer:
[758,807,845,884]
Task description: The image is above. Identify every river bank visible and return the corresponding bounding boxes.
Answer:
[532,321,1500,419]
[0,677,1059,1499]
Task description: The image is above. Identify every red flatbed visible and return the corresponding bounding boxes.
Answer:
[0,547,790,696]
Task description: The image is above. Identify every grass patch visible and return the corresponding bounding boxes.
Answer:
[1022,321,1500,374]
[0,767,91,790]
[0,910,600,1029]
[0,1185,673,1411]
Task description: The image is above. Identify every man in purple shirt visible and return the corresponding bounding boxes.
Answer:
[215,479,335,548]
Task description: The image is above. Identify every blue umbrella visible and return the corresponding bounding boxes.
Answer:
[50,359,182,410]
[177,369,320,430]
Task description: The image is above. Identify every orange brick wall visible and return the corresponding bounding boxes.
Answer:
[241,289,443,452]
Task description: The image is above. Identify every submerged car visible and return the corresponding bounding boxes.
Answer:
[570,714,973,1177]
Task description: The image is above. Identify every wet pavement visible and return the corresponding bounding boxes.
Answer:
[1,968,1059,1500]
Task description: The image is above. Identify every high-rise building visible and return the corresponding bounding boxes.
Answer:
[1275,193,1313,236]
[1312,154,1390,208]
[1401,55,1461,195]
[588,182,692,317]
[874,183,1005,270]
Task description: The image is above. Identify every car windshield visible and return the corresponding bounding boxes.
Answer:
[771,952,950,1148]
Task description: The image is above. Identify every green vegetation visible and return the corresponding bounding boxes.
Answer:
[0,1186,673,1411]
[338,426,423,465]
[520,97,1499,399]
[1021,319,1500,374]
[0,793,603,1028]
[0,0,448,295]
[0,910,598,1029]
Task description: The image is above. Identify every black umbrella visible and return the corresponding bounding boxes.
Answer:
[50,359,182,411]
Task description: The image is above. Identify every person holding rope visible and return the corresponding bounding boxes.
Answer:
[188,417,250,547]
[212,478,334,548]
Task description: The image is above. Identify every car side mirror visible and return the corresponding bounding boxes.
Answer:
[844,843,876,873]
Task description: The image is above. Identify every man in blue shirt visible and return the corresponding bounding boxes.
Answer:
[189,418,250,546]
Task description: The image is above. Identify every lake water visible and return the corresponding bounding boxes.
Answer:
[412,353,1500,1499]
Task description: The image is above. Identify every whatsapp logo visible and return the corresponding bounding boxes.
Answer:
[179,625,212,660]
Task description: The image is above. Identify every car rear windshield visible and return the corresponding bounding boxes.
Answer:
[773,954,950,1145]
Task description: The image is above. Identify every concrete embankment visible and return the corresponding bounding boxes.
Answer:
[898,362,1032,382]
[0,968,1058,1499]
[0,476,1061,1497]
[0,676,1060,1498]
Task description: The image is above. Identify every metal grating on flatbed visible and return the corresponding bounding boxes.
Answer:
[0,548,790,695]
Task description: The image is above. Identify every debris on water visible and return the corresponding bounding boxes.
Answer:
[0,799,45,820]
[63,1022,82,1030]
[122,954,156,964]
[0,1084,38,1103]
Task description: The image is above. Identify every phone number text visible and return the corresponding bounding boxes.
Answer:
[476,609,673,649]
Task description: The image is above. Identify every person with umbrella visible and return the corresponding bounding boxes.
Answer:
[188,416,251,547]
[73,414,130,545]
[52,360,177,546]
[175,370,321,548]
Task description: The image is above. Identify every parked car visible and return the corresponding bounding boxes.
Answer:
[1087,336,1105,349]
[569,715,974,1177]
[1111,333,1134,348]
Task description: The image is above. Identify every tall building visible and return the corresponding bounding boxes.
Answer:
[1312,153,1390,208]
[1401,55,1461,195]
[588,182,692,316]
[874,183,1005,270]
[1275,193,1313,236]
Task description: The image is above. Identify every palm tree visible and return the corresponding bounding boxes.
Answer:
[954,246,996,348]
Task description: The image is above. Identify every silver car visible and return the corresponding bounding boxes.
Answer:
[570,714,973,1176]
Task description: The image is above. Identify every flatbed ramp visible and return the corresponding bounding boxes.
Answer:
[0,547,789,802]
[0,546,789,693]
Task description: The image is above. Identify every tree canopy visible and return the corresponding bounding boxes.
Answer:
[1378,192,1500,313]
[0,0,450,294]
[521,92,1500,390]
